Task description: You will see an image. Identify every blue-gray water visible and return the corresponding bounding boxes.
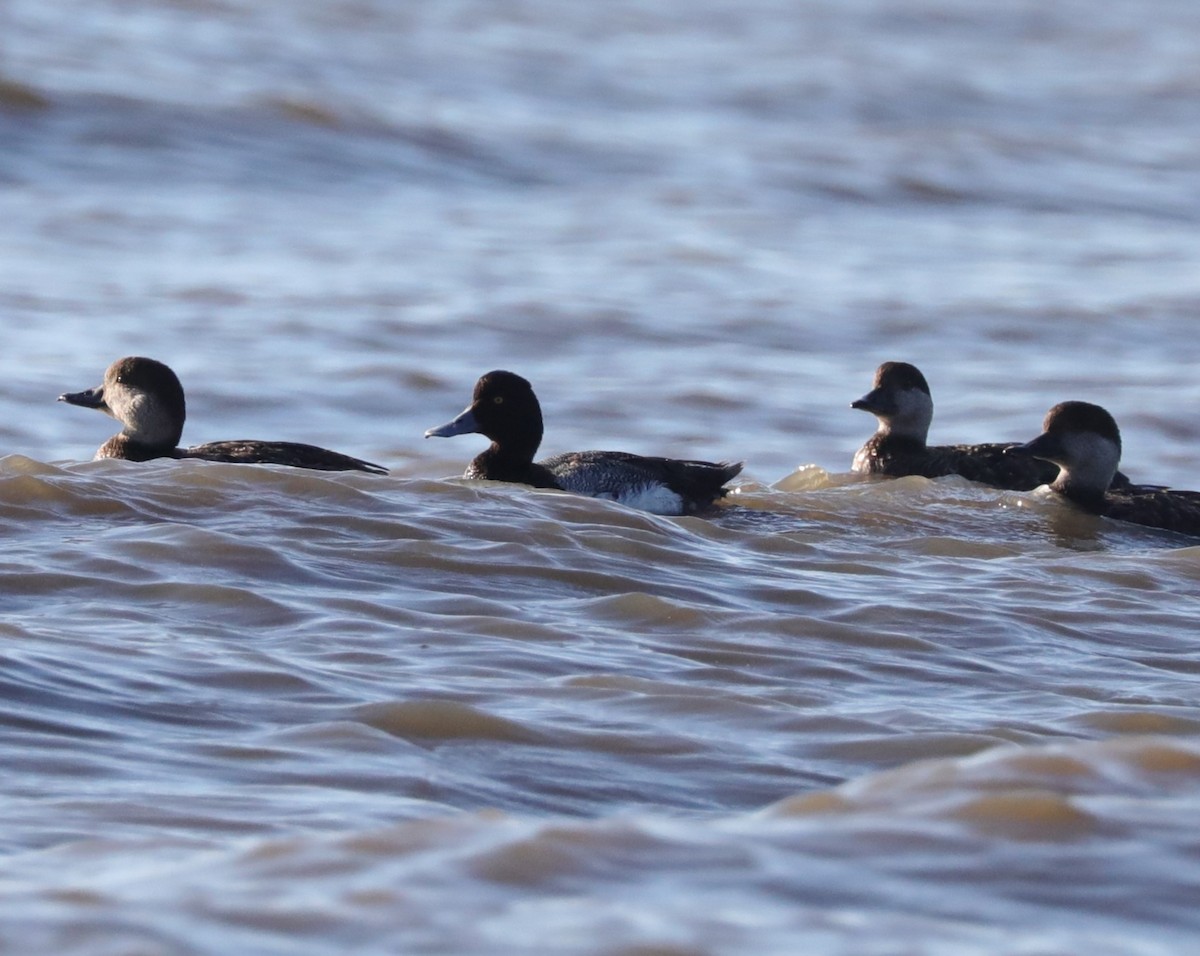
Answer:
[3,1,1200,952]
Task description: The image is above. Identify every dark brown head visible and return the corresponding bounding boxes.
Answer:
[59,356,187,453]
[1009,401,1122,499]
[851,362,933,440]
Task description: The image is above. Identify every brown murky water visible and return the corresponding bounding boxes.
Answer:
[4,0,1200,951]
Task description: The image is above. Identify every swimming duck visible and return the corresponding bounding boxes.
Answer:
[424,369,742,515]
[1009,400,1200,537]
[59,356,387,474]
[851,361,1130,491]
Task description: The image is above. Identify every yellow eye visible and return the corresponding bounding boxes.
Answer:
[493,396,504,404]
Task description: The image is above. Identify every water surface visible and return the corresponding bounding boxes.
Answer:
[3,0,1200,952]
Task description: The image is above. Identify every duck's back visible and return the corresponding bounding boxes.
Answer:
[857,434,1129,492]
[1103,486,1200,538]
[928,441,1061,490]
[182,440,387,474]
[541,450,742,514]
[857,435,1052,487]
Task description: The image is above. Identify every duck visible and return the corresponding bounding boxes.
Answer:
[423,369,742,515]
[851,361,1131,491]
[59,356,387,474]
[1008,400,1200,538]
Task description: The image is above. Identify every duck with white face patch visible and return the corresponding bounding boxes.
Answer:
[59,356,387,474]
[1009,400,1200,538]
[851,361,1132,492]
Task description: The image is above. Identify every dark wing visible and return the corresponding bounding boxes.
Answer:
[1104,487,1200,539]
[542,450,742,505]
[182,441,387,474]
[861,437,1133,492]
[930,442,1060,490]
[945,442,1135,491]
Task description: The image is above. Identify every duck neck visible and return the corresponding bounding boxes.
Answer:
[1051,473,1108,512]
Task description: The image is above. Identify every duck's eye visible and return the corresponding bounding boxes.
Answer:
[493,396,504,405]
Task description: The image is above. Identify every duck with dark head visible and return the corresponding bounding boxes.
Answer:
[425,369,741,516]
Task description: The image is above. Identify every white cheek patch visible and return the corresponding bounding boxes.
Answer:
[104,389,139,428]
[116,391,177,445]
[1059,432,1120,488]
[886,388,933,440]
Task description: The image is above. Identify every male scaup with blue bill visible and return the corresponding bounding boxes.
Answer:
[424,370,742,515]
[1009,401,1200,537]
[59,356,387,473]
[852,361,1131,491]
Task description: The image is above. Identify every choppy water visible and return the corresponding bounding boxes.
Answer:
[4,0,1200,952]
